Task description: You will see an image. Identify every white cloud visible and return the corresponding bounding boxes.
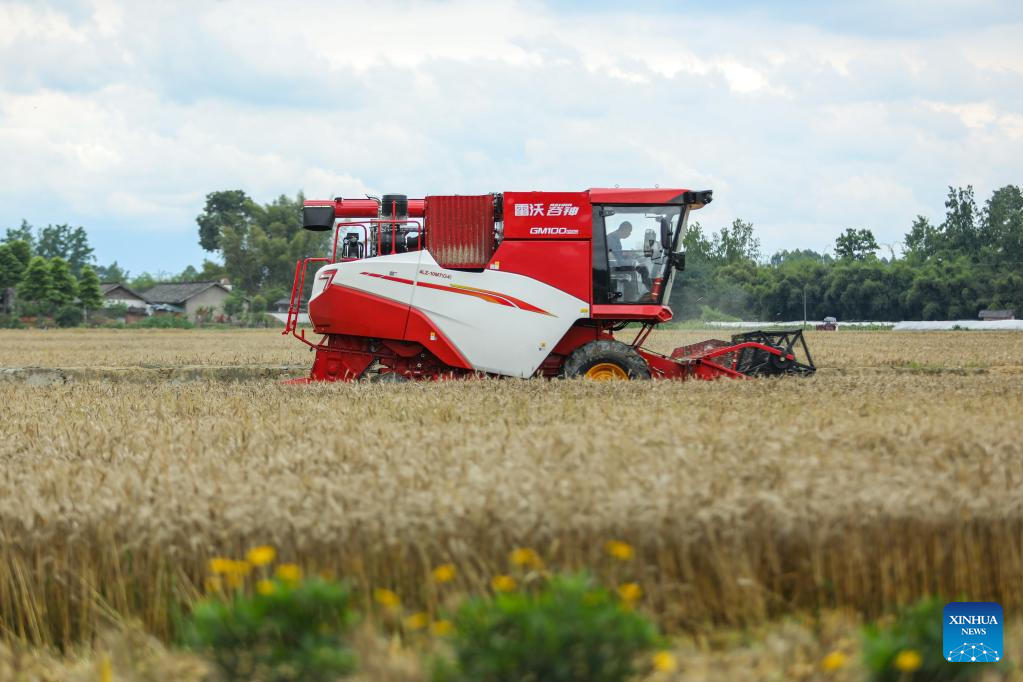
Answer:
[0,0,1021,272]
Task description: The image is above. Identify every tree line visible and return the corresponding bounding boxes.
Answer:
[669,184,1022,321]
[0,222,103,325]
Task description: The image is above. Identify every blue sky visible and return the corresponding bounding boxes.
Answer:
[1,0,1022,274]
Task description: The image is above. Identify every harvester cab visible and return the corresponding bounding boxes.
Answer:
[283,188,815,382]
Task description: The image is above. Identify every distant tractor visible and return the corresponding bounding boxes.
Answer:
[284,188,815,382]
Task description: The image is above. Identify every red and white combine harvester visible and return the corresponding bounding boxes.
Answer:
[284,188,815,382]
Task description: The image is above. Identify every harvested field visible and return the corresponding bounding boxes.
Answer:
[0,328,1021,656]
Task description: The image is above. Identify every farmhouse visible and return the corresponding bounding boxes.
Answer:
[100,283,148,308]
[142,281,232,322]
[100,282,150,322]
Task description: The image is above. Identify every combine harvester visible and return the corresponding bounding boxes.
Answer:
[284,188,815,382]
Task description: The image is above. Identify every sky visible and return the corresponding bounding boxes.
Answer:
[1,0,1022,274]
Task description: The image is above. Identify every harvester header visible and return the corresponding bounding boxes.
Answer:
[284,187,814,382]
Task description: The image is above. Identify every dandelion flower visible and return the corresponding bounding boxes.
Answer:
[98,653,113,682]
[617,582,642,604]
[256,579,276,596]
[606,540,635,561]
[821,651,847,671]
[430,619,454,636]
[374,587,401,609]
[510,547,544,569]
[246,545,276,567]
[492,575,517,592]
[653,651,677,673]
[403,612,429,631]
[432,563,456,584]
[204,576,223,594]
[894,650,922,672]
[208,557,233,574]
[276,563,302,584]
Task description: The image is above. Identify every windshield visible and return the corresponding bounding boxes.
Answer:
[601,205,681,304]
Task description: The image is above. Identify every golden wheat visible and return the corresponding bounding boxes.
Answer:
[0,329,1021,652]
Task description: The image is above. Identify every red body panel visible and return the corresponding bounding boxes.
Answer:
[591,304,673,322]
[587,188,689,204]
[310,284,410,338]
[488,240,592,303]
[305,198,426,219]
[503,192,592,240]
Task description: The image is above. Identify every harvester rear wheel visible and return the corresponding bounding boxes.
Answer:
[561,340,651,380]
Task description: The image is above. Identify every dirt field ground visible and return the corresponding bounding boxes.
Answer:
[1,328,1021,678]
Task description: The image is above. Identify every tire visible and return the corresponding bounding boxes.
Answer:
[560,340,651,380]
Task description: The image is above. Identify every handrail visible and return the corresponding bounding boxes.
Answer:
[283,256,331,347]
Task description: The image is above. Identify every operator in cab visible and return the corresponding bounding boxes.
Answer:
[606,221,651,289]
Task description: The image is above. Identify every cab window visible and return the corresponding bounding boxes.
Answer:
[594,206,680,304]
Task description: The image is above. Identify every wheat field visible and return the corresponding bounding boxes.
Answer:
[0,328,1021,661]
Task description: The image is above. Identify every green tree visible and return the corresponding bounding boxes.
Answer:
[941,185,980,256]
[17,256,52,306]
[681,220,713,260]
[77,265,104,310]
[95,261,129,283]
[835,228,879,260]
[713,218,760,263]
[4,220,35,251]
[197,190,323,295]
[36,224,95,276]
[197,189,257,252]
[0,244,25,289]
[47,257,78,307]
[983,184,1023,266]
[223,290,247,318]
[6,239,31,272]
[903,215,940,262]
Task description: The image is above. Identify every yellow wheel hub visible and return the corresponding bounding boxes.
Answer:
[584,362,629,381]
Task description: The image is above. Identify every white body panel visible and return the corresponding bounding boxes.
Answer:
[311,251,588,378]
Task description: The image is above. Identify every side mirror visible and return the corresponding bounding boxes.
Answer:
[670,251,686,271]
[659,217,671,249]
[643,228,656,257]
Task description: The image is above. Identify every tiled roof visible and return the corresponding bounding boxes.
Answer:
[141,281,228,305]
[100,282,149,302]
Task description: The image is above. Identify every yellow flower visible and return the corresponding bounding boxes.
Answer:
[617,582,642,604]
[894,649,922,672]
[491,575,518,592]
[432,563,457,584]
[246,545,276,567]
[98,653,113,682]
[208,557,233,574]
[653,651,677,673]
[430,619,454,636]
[204,576,223,594]
[606,540,635,561]
[276,563,302,584]
[225,570,246,589]
[374,587,401,609]
[510,547,544,569]
[403,612,429,631]
[821,650,847,671]
[256,579,276,596]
